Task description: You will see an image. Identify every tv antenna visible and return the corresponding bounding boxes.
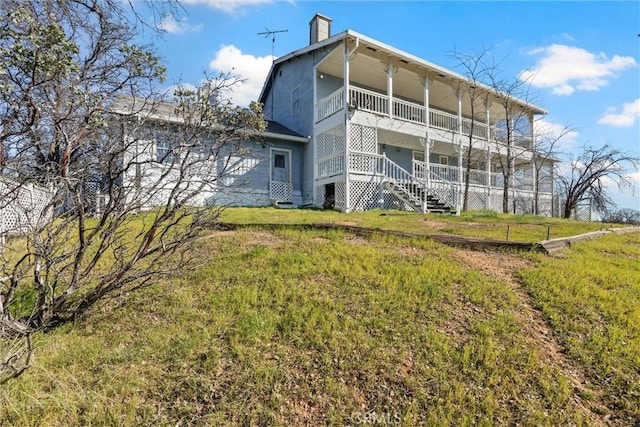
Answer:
[257,28,288,59]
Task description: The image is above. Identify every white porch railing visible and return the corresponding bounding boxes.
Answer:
[316,88,344,122]
[393,98,425,124]
[491,172,505,188]
[318,153,345,178]
[429,109,458,131]
[461,117,489,139]
[428,164,459,183]
[316,86,535,145]
[412,160,457,209]
[349,87,388,115]
[466,168,488,186]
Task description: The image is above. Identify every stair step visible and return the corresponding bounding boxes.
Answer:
[385,180,454,214]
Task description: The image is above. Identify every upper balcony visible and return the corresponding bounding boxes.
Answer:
[316,85,534,149]
[312,35,542,150]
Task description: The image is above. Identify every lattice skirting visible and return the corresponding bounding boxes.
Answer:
[537,196,553,217]
[348,180,381,211]
[334,181,346,212]
[314,185,325,207]
[465,190,488,211]
[269,180,293,203]
[513,196,534,214]
[490,192,504,212]
[381,190,412,211]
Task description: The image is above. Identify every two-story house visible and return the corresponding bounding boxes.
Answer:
[259,14,554,215]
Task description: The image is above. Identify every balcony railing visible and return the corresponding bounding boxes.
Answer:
[413,161,537,192]
[316,88,344,122]
[350,87,388,115]
[316,86,533,146]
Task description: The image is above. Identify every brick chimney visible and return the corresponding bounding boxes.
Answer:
[309,13,332,44]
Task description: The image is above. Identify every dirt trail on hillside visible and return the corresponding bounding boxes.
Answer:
[451,249,613,426]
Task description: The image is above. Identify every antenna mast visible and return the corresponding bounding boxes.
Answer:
[257,28,288,59]
[258,28,288,119]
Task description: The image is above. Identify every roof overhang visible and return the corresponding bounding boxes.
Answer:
[259,29,547,116]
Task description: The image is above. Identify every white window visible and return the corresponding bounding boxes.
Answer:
[291,86,300,115]
[156,132,174,164]
[439,155,449,165]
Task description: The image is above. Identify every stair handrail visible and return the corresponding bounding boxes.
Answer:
[412,160,457,209]
[379,154,423,206]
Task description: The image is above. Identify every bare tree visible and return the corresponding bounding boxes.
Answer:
[601,208,640,225]
[486,64,536,213]
[451,47,491,211]
[0,0,265,382]
[555,144,638,218]
[531,123,575,215]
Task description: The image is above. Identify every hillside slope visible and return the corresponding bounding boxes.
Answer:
[1,211,638,425]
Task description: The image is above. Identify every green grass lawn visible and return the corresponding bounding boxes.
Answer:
[1,208,638,425]
[521,232,640,424]
[220,207,619,242]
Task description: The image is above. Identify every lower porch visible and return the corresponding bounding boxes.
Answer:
[314,123,554,215]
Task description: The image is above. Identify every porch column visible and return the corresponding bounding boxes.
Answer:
[421,75,431,128]
[486,145,492,210]
[530,112,537,214]
[425,136,431,188]
[510,117,516,213]
[485,98,492,143]
[457,88,463,214]
[384,60,396,118]
[343,40,356,212]
[485,99,492,210]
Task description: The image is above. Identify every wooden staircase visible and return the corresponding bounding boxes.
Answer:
[377,154,456,214]
[384,181,453,214]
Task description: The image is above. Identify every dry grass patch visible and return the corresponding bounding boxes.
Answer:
[3,218,634,426]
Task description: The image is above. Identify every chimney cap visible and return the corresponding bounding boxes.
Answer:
[309,13,332,45]
[309,13,332,25]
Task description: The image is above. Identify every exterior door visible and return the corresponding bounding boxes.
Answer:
[270,149,293,202]
[271,149,290,183]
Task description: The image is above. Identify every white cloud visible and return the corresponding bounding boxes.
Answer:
[157,15,203,34]
[181,0,279,13]
[521,44,637,95]
[209,45,274,106]
[534,119,579,152]
[598,99,640,127]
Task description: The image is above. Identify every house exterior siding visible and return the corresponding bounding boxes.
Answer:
[118,120,307,209]
[259,17,555,215]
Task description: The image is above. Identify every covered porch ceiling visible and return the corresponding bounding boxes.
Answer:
[317,38,540,122]
[377,128,466,157]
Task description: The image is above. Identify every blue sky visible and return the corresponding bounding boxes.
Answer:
[142,1,640,210]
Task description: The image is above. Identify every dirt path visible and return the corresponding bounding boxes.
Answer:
[451,248,612,426]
